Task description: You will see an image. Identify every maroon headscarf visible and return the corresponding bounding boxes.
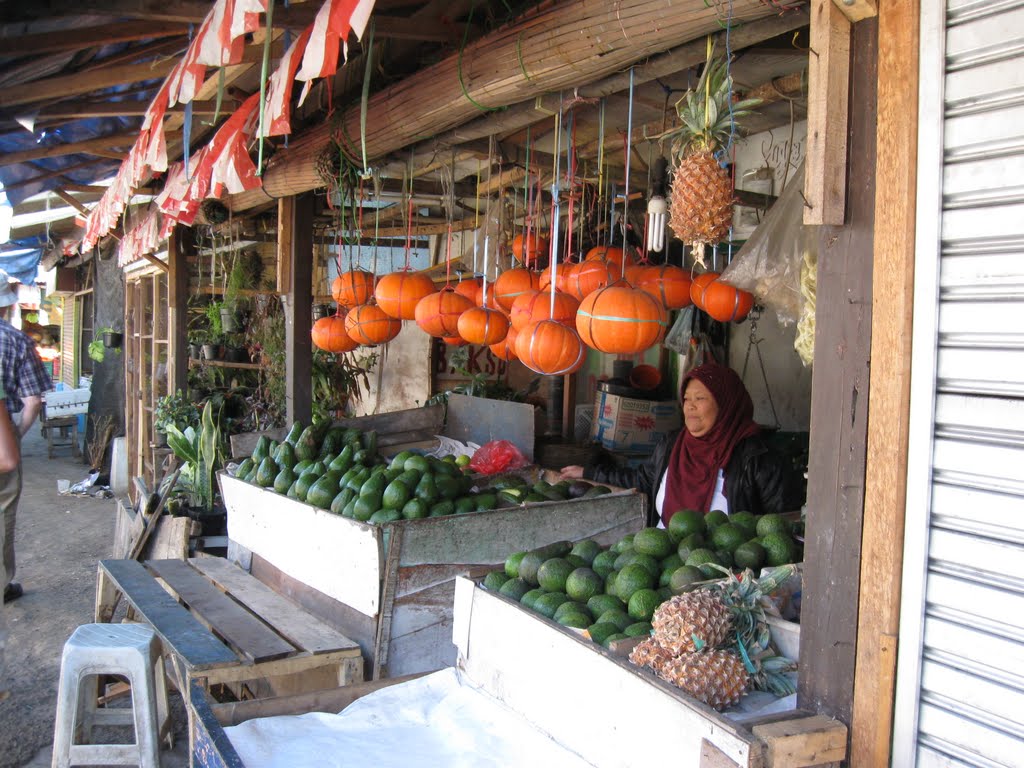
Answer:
[662,363,761,522]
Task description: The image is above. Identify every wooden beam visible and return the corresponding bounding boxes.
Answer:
[139,251,169,272]
[0,21,189,55]
[741,71,807,106]
[1,157,109,192]
[281,193,314,427]
[0,58,179,109]
[273,6,459,42]
[804,0,851,225]
[0,0,213,24]
[798,15,877,730]
[31,99,237,119]
[851,2,918,765]
[374,217,479,238]
[168,224,191,393]
[53,189,91,216]
[477,167,527,197]
[831,0,877,23]
[0,131,142,167]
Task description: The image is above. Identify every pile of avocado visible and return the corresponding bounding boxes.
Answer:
[232,421,614,524]
[482,511,802,648]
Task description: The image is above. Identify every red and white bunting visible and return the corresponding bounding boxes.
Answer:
[262,25,313,137]
[118,208,163,267]
[295,0,376,106]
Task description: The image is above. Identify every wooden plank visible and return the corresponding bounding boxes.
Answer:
[52,189,90,216]
[396,491,646,566]
[129,468,180,560]
[34,99,236,119]
[0,130,138,166]
[189,557,360,655]
[168,224,191,394]
[284,193,313,426]
[247,552,380,674]
[700,740,743,768]
[276,197,293,297]
[830,0,876,23]
[804,0,851,225]
[0,60,177,108]
[753,715,848,767]
[209,673,426,727]
[148,559,297,664]
[799,16,877,730]
[98,559,237,671]
[112,497,145,560]
[373,524,404,678]
[221,474,384,617]
[143,516,191,560]
[456,578,762,767]
[851,1,918,765]
[0,20,188,55]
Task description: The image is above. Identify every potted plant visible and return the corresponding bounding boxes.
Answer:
[188,333,204,360]
[164,401,226,533]
[154,390,200,446]
[88,327,123,363]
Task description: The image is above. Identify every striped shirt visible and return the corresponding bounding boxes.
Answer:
[0,319,51,414]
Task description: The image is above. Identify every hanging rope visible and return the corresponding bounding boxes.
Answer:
[256,0,275,175]
[359,20,376,178]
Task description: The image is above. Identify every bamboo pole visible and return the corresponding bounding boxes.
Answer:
[228,0,792,212]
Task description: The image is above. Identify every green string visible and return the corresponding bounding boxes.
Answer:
[516,33,532,81]
[360,21,375,175]
[256,0,275,176]
[457,2,503,112]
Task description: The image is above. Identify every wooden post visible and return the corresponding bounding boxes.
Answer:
[798,16,878,729]
[279,193,314,426]
[168,225,191,394]
[804,0,851,226]
[850,0,919,765]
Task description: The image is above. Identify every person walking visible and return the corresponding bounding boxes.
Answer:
[0,282,51,603]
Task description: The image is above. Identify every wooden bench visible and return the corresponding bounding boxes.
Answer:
[95,558,364,701]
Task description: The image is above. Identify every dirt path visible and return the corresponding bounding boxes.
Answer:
[0,425,190,767]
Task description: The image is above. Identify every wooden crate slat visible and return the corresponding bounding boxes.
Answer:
[99,559,237,671]
[189,557,360,656]
[148,559,298,663]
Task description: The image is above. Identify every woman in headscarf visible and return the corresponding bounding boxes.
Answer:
[561,362,802,527]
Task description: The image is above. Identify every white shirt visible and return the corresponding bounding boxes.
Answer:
[655,469,729,526]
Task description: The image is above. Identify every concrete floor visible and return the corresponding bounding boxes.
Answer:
[0,423,190,768]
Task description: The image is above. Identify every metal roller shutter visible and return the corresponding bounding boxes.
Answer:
[894,1,1024,765]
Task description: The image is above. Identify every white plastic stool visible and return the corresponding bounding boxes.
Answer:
[51,623,171,768]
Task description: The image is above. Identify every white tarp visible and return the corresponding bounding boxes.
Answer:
[225,668,595,768]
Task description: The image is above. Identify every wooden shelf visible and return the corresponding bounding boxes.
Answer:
[189,359,260,370]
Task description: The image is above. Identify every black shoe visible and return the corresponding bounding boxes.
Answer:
[3,583,23,603]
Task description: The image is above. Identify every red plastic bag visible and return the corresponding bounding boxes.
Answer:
[469,440,529,475]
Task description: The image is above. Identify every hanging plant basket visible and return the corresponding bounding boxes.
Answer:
[102,331,123,349]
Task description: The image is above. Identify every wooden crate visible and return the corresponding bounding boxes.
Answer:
[219,473,646,679]
[189,576,845,768]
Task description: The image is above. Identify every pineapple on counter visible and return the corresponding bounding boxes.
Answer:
[667,53,760,265]
[629,565,798,711]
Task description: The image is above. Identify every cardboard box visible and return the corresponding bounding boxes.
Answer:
[591,391,681,454]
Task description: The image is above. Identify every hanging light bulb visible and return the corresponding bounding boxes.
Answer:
[646,156,669,253]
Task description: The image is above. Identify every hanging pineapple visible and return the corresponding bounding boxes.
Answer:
[668,50,760,265]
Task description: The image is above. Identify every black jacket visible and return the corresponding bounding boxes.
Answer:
[585,429,804,526]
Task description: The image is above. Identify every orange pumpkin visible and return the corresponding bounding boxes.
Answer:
[584,245,634,274]
[332,270,376,308]
[511,232,549,268]
[634,265,693,309]
[457,307,510,345]
[624,263,647,285]
[441,335,469,347]
[375,271,437,320]
[702,280,756,323]
[414,288,474,337]
[490,325,519,361]
[510,289,579,331]
[576,286,668,354]
[492,268,541,311]
[566,259,616,300]
[453,277,482,303]
[539,262,575,293]
[476,282,505,311]
[515,320,585,375]
[311,315,358,353]
[344,303,401,345]
[689,271,721,311]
